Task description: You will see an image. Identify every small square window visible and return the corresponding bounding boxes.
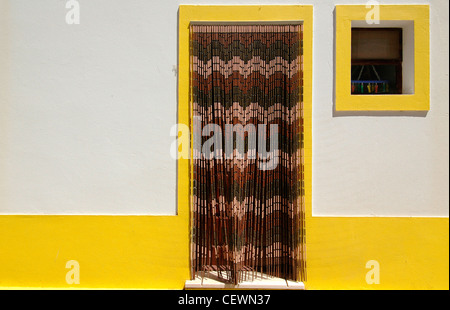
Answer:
[335,5,430,111]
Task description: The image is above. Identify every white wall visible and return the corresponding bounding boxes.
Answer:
[0,0,178,214]
[0,0,448,216]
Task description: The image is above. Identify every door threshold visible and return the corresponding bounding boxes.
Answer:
[185,273,305,290]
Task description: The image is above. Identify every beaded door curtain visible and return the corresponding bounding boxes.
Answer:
[190,24,305,284]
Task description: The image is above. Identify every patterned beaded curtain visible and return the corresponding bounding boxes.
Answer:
[190,23,305,284]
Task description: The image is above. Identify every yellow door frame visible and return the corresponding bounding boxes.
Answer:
[179,4,314,283]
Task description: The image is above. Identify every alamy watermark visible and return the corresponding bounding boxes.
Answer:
[365,0,380,25]
[65,0,80,25]
[170,117,279,171]
[365,260,380,285]
[65,260,80,284]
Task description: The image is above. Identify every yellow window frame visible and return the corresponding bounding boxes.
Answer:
[335,5,430,111]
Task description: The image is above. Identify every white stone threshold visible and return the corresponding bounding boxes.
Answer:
[185,272,305,290]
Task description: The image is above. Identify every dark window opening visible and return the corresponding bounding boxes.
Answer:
[351,28,403,94]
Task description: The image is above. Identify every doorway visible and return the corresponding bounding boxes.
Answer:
[189,23,306,285]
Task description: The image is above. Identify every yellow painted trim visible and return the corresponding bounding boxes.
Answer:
[0,215,190,289]
[335,5,430,111]
[306,217,449,290]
